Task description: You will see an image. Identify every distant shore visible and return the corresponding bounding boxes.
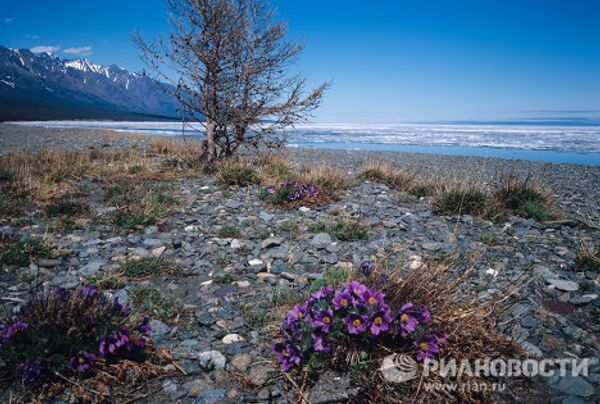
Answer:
[1,123,599,223]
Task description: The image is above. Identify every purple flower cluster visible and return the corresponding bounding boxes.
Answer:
[0,286,152,383]
[262,181,319,204]
[274,281,446,372]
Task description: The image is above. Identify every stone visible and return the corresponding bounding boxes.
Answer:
[547,279,579,292]
[520,341,543,357]
[308,371,360,404]
[222,334,244,344]
[248,364,276,386]
[143,238,163,248]
[248,258,264,266]
[150,320,170,344]
[261,237,284,249]
[422,241,440,251]
[311,233,332,249]
[198,350,226,370]
[230,239,242,250]
[113,289,129,305]
[230,353,252,372]
[38,258,61,267]
[569,294,598,305]
[552,375,594,397]
[78,260,105,276]
[193,388,227,404]
[543,300,576,314]
[151,246,166,257]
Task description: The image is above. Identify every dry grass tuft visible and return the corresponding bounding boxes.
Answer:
[298,165,354,194]
[359,161,416,191]
[214,157,259,186]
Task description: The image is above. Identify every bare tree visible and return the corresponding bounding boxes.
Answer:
[133,0,329,161]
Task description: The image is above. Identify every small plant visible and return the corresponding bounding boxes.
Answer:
[130,287,182,322]
[576,243,600,273]
[121,257,180,278]
[128,165,144,175]
[309,266,354,292]
[213,273,236,284]
[0,286,150,387]
[329,219,368,241]
[215,158,258,187]
[434,189,487,216]
[359,162,415,191]
[113,210,156,229]
[84,274,127,290]
[0,168,16,182]
[260,181,320,206]
[410,184,435,198]
[0,239,50,270]
[493,175,556,221]
[308,221,328,233]
[218,224,241,238]
[273,282,444,371]
[45,199,89,216]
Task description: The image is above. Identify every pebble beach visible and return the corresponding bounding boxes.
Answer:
[1,123,599,402]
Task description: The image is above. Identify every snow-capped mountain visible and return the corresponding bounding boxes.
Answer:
[0,45,179,120]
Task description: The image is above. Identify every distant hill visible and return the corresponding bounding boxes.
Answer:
[0,46,180,121]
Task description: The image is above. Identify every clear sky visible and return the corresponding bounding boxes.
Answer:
[1,0,599,123]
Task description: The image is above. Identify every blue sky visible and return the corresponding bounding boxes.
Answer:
[1,0,599,123]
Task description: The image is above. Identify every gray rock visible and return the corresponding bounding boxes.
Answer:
[193,388,227,404]
[311,233,332,249]
[320,253,338,264]
[422,241,441,251]
[78,260,105,276]
[143,238,163,248]
[230,353,252,372]
[548,279,579,292]
[113,288,129,305]
[150,319,170,344]
[261,237,284,249]
[552,375,594,397]
[308,371,360,404]
[198,350,227,370]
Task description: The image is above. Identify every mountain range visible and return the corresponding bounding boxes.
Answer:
[0,45,179,121]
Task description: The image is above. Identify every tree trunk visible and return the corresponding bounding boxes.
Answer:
[205,119,216,162]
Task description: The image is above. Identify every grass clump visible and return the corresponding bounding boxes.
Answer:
[493,174,557,221]
[45,198,89,217]
[410,184,435,198]
[329,219,368,241]
[83,274,127,290]
[121,257,181,278]
[308,221,328,233]
[308,266,354,292]
[434,188,488,216]
[359,161,415,191]
[576,243,600,273]
[215,158,258,187]
[217,224,241,238]
[0,238,51,270]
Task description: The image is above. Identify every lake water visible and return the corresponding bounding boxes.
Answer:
[11,121,600,165]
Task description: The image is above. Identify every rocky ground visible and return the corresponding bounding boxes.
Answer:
[1,124,599,403]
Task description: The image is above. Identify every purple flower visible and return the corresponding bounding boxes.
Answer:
[346,281,367,300]
[312,309,333,333]
[98,326,130,356]
[310,285,334,301]
[343,313,367,334]
[398,303,419,336]
[369,305,393,336]
[361,287,384,307]
[286,302,309,323]
[312,332,332,352]
[70,352,97,373]
[0,320,28,343]
[80,285,97,298]
[267,186,276,194]
[273,342,302,372]
[415,334,442,361]
[332,289,354,310]
[22,362,42,383]
[53,288,72,302]
[378,272,389,284]
[359,261,375,276]
[138,317,152,335]
[418,305,431,324]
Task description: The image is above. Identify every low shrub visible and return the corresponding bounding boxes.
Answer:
[217,224,241,238]
[0,286,150,387]
[45,199,89,217]
[130,287,182,322]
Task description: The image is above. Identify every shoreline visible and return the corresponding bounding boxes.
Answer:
[1,123,600,223]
